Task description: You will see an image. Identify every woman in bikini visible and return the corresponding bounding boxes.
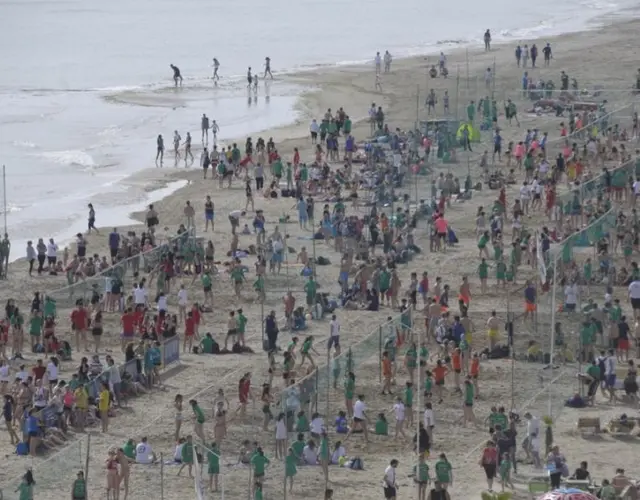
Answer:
[105,450,120,500]
[174,394,184,441]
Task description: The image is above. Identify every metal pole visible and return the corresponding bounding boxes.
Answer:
[84,434,91,493]
[2,165,6,235]
[548,256,558,418]
[160,452,165,500]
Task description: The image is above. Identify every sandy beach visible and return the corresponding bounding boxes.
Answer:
[2,17,640,500]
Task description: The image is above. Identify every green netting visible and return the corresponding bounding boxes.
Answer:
[47,230,200,308]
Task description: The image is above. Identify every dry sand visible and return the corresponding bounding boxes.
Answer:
[1,17,640,500]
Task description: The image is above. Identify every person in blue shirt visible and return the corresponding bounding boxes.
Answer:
[452,316,466,344]
[493,131,503,163]
[26,409,41,456]
[335,411,348,433]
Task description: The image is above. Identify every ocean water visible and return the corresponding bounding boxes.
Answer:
[0,0,635,259]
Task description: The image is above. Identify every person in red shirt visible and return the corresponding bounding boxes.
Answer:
[121,308,136,350]
[191,304,202,337]
[433,359,448,404]
[32,359,46,382]
[479,440,498,491]
[184,312,195,353]
[236,372,254,417]
[293,147,300,167]
[70,304,88,352]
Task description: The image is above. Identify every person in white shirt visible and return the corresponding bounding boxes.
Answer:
[519,181,531,215]
[174,439,185,462]
[604,349,617,398]
[369,103,377,135]
[16,365,28,382]
[484,68,492,89]
[523,412,540,460]
[46,359,59,384]
[348,395,369,442]
[302,442,318,465]
[228,210,246,235]
[309,119,320,144]
[133,284,148,307]
[564,282,579,312]
[628,280,640,312]
[135,437,157,464]
[423,402,435,442]
[392,398,406,439]
[331,441,346,464]
[383,459,399,499]
[177,285,188,323]
[157,293,168,313]
[310,413,324,437]
[328,314,341,355]
[46,238,59,267]
[107,357,122,406]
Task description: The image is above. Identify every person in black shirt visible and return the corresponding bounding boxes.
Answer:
[571,461,590,481]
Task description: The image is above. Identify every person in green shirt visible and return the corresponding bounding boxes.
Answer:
[467,101,476,122]
[585,360,601,405]
[285,447,297,492]
[200,333,215,354]
[610,299,622,322]
[405,343,417,384]
[299,336,319,369]
[291,433,305,462]
[413,454,430,499]
[299,164,308,182]
[295,410,309,433]
[319,430,330,481]
[304,277,318,307]
[462,378,475,427]
[178,435,194,477]
[404,382,414,425]
[285,162,293,190]
[499,452,514,490]
[29,312,42,350]
[343,117,352,134]
[375,413,388,435]
[434,453,453,487]
[424,371,433,398]
[236,308,248,345]
[478,258,489,294]
[250,447,270,479]
[122,439,136,460]
[16,471,34,500]
[71,470,86,500]
[272,158,283,179]
[231,265,246,297]
[580,317,595,360]
[190,399,206,442]
[253,274,265,301]
[201,271,213,307]
[208,442,220,491]
[496,258,506,287]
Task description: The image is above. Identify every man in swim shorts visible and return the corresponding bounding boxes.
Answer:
[170,64,183,86]
[486,311,500,349]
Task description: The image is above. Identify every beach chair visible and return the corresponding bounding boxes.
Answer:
[528,478,549,498]
[577,417,601,434]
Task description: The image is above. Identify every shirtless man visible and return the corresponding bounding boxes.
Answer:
[212,58,220,81]
[170,64,183,86]
[183,132,194,164]
[297,246,309,267]
[116,448,133,500]
[173,131,182,163]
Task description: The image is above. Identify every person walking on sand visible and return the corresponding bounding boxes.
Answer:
[173,130,182,163]
[201,147,210,178]
[375,52,382,75]
[211,120,219,143]
[156,134,164,166]
[247,67,253,88]
[87,203,99,235]
[201,114,210,143]
[183,132,193,164]
[264,57,273,79]
[170,64,183,86]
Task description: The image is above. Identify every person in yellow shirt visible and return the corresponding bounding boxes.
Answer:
[74,386,89,432]
[99,382,111,433]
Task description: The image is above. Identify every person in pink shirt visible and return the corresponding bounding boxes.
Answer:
[435,216,448,252]
[530,139,539,152]
[514,142,525,169]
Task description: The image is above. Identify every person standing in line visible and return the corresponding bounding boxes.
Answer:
[156,134,164,167]
[264,57,273,79]
[212,58,220,81]
[87,203,99,234]
[183,132,194,164]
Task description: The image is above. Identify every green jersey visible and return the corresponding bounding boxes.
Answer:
[435,459,452,483]
[250,454,270,475]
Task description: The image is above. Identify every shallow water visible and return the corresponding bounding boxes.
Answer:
[0,0,636,259]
